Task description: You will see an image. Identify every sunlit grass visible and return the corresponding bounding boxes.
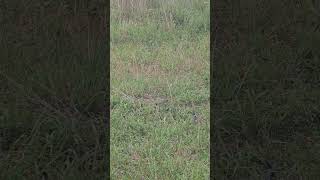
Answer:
[111,0,209,179]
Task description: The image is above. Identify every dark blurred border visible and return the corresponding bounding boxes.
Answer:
[0,0,109,179]
[211,0,320,179]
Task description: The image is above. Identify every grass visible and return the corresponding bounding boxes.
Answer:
[213,0,320,179]
[3,0,318,179]
[111,0,210,179]
[0,1,108,179]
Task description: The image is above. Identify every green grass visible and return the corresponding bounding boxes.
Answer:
[111,0,210,179]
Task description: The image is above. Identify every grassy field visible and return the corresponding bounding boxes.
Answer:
[110,0,210,179]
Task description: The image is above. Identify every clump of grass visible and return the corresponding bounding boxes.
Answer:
[0,1,108,179]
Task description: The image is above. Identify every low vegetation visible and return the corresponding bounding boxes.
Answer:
[213,1,320,179]
[0,1,107,179]
[111,0,210,179]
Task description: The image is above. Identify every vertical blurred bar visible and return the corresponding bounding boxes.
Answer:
[0,0,109,179]
[212,0,320,179]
